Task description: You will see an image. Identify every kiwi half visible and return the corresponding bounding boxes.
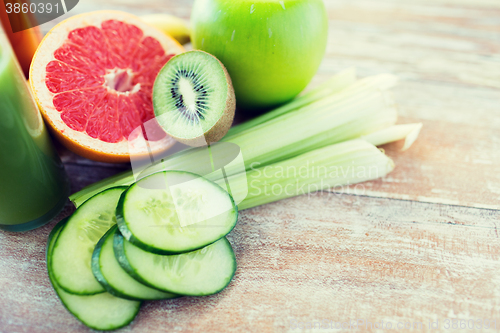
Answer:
[153,51,236,146]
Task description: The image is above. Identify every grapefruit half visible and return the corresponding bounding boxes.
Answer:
[30,11,184,163]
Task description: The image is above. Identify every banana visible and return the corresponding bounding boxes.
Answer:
[141,14,191,45]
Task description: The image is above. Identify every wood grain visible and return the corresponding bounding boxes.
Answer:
[1,193,499,332]
[1,0,499,332]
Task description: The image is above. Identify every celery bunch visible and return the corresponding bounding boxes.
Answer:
[70,69,421,208]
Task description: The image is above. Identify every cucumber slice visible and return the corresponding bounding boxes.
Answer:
[114,232,237,296]
[47,219,141,331]
[116,171,238,254]
[92,226,179,300]
[52,187,127,295]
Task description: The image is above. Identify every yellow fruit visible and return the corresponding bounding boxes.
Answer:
[141,14,191,45]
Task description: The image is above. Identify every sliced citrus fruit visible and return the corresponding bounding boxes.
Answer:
[30,11,184,163]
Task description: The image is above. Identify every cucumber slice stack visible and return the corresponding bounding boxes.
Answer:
[47,219,141,331]
[46,171,238,330]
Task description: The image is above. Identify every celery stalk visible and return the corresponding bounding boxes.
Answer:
[227,72,397,140]
[226,68,357,137]
[218,139,395,210]
[69,169,133,204]
[226,89,396,172]
[362,123,423,150]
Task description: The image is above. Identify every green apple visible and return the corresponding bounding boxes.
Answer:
[191,0,328,111]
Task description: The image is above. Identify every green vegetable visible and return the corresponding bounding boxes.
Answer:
[70,72,400,208]
[225,68,357,137]
[47,219,141,331]
[116,171,238,254]
[362,123,423,151]
[51,187,127,295]
[222,139,394,210]
[114,232,237,296]
[91,226,178,301]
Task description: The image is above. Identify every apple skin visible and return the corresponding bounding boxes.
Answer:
[191,0,328,111]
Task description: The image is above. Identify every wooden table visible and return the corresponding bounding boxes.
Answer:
[1,0,499,332]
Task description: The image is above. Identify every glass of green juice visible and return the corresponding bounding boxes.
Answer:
[0,27,69,232]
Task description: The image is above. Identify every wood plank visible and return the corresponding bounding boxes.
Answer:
[1,193,499,332]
